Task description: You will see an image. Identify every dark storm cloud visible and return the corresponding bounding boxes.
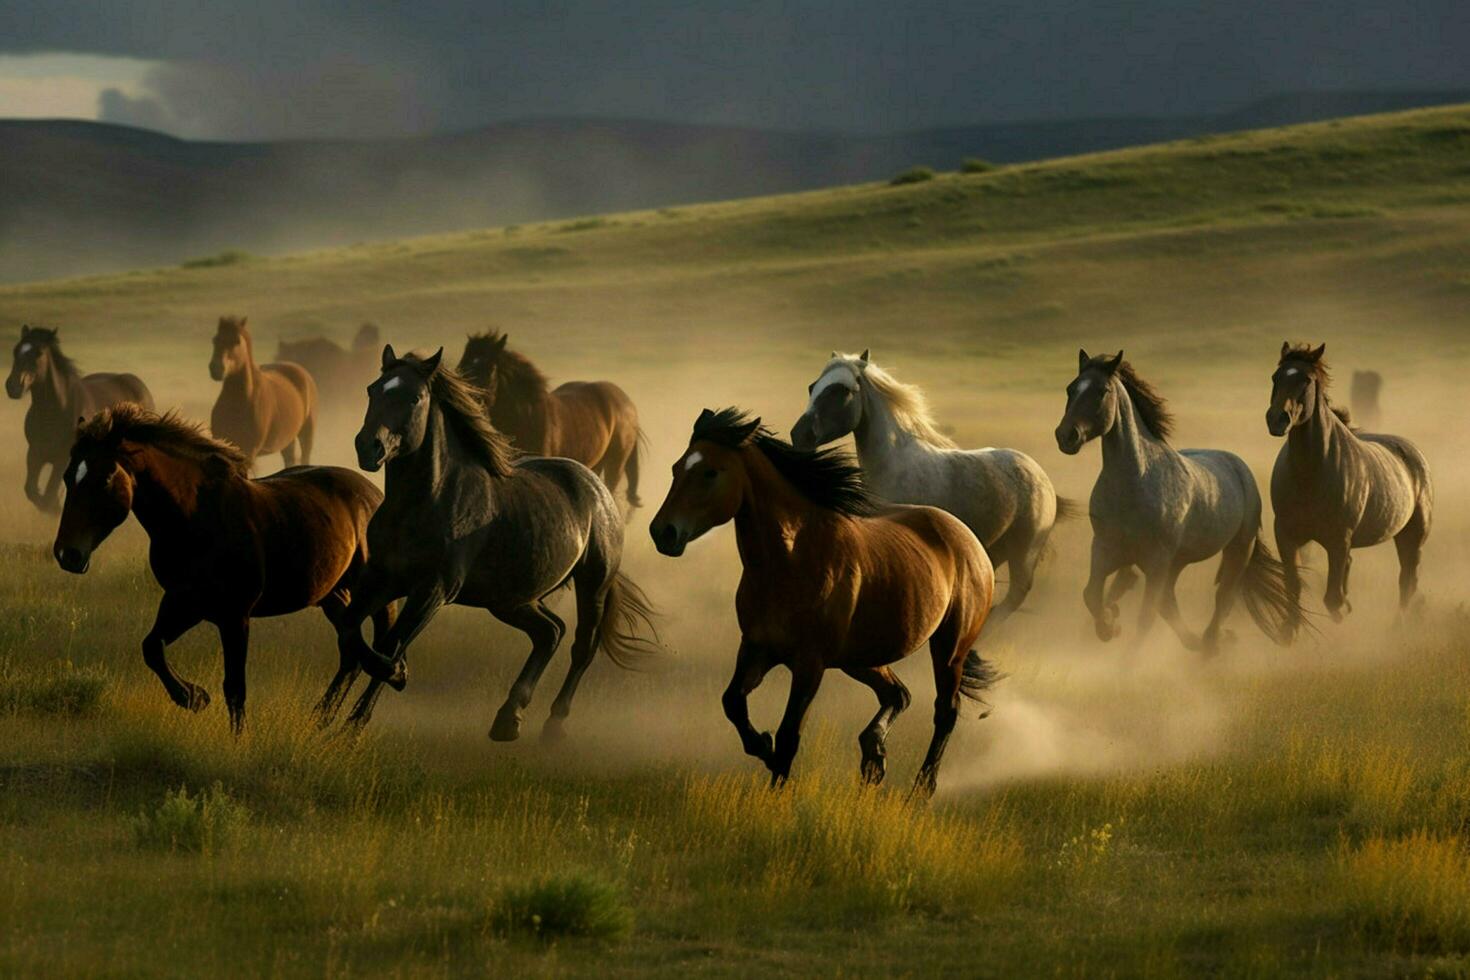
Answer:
[2,0,1467,139]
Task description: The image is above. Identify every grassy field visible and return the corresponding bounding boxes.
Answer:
[2,104,1470,976]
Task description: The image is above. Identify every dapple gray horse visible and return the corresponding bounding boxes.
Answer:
[1267,343,1431,636]
[1056,350,1298,655]
[792,350,1069,630]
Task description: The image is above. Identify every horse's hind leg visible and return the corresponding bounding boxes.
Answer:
[281,439,298,468]
[843,665,911,785]
[914,624,966,799]
[1393,510,1428,612]
[217,617,251,735]
[541,577,608,742]
[489,602,567,742]
[623,436,643,510]
[297,413,315,465]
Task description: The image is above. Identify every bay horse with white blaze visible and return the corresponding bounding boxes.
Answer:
[209,316,317,469]
[6,325,153,511]
[457,331,644,508]
[1266,343,1431,633]
[52,405,392,733]
[336,346,659,737]
[1056,350,1300,655]
[650,408,998,797]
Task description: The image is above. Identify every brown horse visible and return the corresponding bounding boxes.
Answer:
[276,323,381,410]
[209,316,317,469]
[6,325,153,511]
[52,404,393,732]
[649,408,999,797]
[457,331,644,508]
[1267,343,1432,633]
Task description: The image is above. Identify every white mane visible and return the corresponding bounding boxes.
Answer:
[823,352,957,449]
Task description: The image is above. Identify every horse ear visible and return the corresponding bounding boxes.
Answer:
[1105,350,1124,373]
[697,408,714,423]
[496,335,508,350]
[1310,343,1326,361]
[1078,348,1090,371]
[381,344,397,370]
[737,417,762,443]
[859,348,870,364]
[421,347,444,374]
[1280,341,1291,359]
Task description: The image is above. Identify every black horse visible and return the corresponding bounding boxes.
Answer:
[324,346,658,737]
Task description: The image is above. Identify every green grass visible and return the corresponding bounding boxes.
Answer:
[0,103,1469,975]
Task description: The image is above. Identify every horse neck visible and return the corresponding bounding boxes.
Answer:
[1286,382,1345,470]
[128,448,209,539]
[1099,378,1169,479]
[731,448,830,573]
[223,341,260,399]
[385,402,487,507]
[852,378,917,474]
[31,352,78,413]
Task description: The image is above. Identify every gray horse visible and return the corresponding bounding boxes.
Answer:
[325,345,659,737]
[792,350,1069,629]
[1267,343,1431,634]
[1056,350,1298,654]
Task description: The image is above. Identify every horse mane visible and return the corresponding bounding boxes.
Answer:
[693,407,878,516]
[398,351,516,477]
[826,353,957,449]
[77,403,249,475]
[23,327,79,380]
[1088,356,1175,442]
[466,331,548,402]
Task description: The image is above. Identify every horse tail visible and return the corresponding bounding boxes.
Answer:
[599,571,662,669]
[1055,497,1087,522]
[1239,537,1308,645]
[958,649,1003,709]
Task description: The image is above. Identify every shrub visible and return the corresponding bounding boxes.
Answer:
[962,157,997,174]
[0,659,107,716]
[132,782,250,855]
[181,250,253,269]
[556,218,608,234]
[1341,832,1470,954]
[496,873,633,941]
[890,166,937,186]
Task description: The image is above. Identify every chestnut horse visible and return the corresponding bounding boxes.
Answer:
[1267,343,1431,633]
[6,325,153,511]
[53,404,392,732]
[457,332,644,508]
[649,408,999,797]
[209,316,317,469]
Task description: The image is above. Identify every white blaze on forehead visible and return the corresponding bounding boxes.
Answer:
[382,376,403,391]
[807,365,857,406]
[76,460,88,483]
[17,343,31,354]
[1075,378,1093,396]
[683,450,704,471]
[1282,368,1302,378]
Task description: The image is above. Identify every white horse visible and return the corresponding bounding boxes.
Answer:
[792,350,1071,629]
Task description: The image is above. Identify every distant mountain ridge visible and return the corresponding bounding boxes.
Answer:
[2,89,1465,284]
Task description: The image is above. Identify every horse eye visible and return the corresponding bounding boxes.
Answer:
[702,468,718,481]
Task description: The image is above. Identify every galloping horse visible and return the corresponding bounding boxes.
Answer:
[1056,350,1298,654]
[792,349,1071,629]
[52,405,391,733]
[457,332,644,508]
[1267,343,1431,633]
[209,316,317,469]
[333,346,659,737]
[6,325,153,511]
[650,408,998,796]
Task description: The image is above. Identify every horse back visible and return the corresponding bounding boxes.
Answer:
[547,380,639,464]
[82,372,155,412]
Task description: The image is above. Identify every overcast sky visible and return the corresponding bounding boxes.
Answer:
[0,1,1466,140]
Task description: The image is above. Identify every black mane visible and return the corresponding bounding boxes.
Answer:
[693,407,878,516]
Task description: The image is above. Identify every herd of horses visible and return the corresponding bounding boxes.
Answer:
[6,320,1433,796]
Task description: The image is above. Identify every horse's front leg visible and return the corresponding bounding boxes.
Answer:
[38,458,66,512]
[1324,530,1354,622]
[1083,538,1127,641]
[141,593,208,712]
[22,450,45,509]
[721,641,777,765]
[1275,530,1305,642]
[323,568,400,726]
[217,617,251,735]
[1133,556,1172,643]
[355,583,450,690]
[767,660,824,787]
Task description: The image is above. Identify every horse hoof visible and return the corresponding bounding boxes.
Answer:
[489,708,523,742]
[185,686,210,712]
[860,758,886,785]
[540,717,567,744]
[1095,622,1119,642]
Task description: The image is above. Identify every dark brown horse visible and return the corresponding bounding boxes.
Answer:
[6,325,153,511]
[1267,343,1432,634]
[457,332,644,508]
[335,346,659,736]
[276,323,381,410]
[52,404,392,733]
[649,408,999,797]
[209,316,317,469]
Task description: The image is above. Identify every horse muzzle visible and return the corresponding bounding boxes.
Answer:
[208,361,224,382]
[649,520,688,557]
[1055,425,1084,455]
[1265,408,1292,437]
[355,431,394,471]
[790,413,822,452]
[54,544,91,575]
[5,374,30,399]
